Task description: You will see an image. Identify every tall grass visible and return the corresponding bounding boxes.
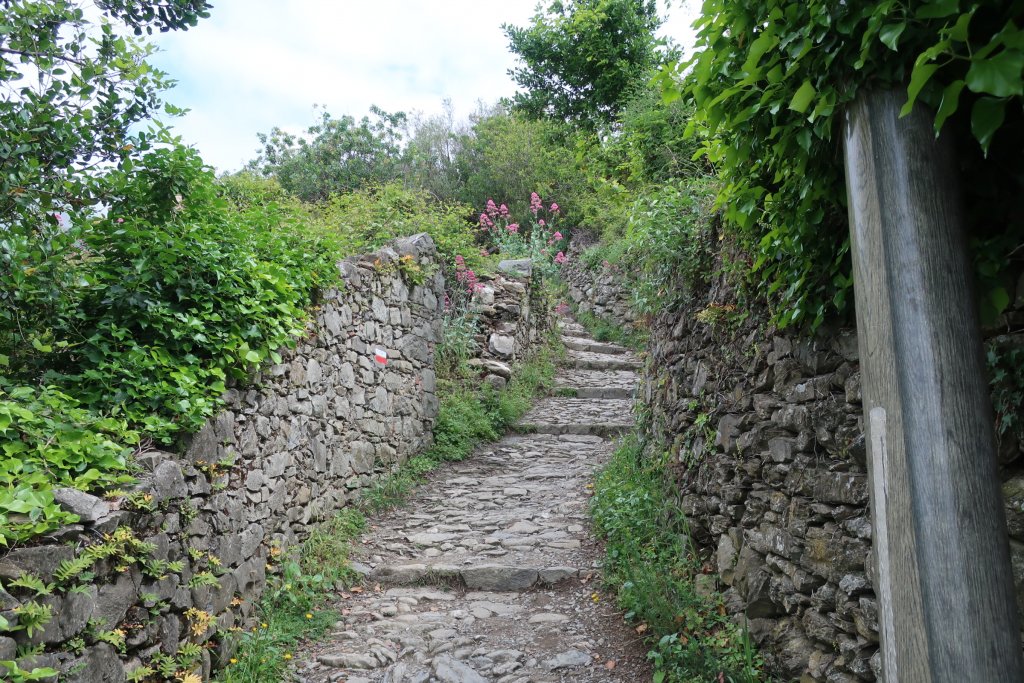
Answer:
[590,434,767,683]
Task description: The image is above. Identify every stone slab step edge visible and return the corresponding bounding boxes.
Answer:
[560,335,630,355]
[552,386,635,400]
[514,422,633,438]
[370,562,585,591]
[566,356,641,371]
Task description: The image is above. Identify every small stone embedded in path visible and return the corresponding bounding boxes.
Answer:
[293,317,651,682]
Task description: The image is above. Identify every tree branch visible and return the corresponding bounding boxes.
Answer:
[0,46,88,67]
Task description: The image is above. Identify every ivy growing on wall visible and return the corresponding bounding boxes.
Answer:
[663,0,1024,328]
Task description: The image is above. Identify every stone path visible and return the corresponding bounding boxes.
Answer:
[292,318,650,682]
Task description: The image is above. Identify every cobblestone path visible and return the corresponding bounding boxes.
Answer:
[294,319,651,682]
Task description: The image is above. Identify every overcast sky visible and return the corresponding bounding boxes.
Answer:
[148,0,702,173]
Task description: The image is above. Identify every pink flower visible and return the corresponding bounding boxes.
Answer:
[499,204,509,217]
[550,203,560,213]
[116,217,124,224]
[538,219,546,227]
[552,231,563,241]
[555,251,568,264]
[530,192,542,214]
[479,213,493,228]
[486,199,499,218]
[455,254,465,267]
[506,223,519,233]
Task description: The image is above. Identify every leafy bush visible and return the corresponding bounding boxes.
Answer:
[456,110,583,225]
[7,148,336,442]
[315,182,479,269]
[249,106,408,202]
[0,384,136,545]
[624,179,717,315]
[669,0,1024,328]
[1,147,343,538]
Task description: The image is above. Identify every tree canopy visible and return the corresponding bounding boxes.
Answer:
[503,0,663,127]
[249,106,408,203]
[0,0,211,231]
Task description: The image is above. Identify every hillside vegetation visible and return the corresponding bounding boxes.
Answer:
[2,0,1022,680]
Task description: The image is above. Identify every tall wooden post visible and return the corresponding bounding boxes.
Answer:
[843,89,1023,681]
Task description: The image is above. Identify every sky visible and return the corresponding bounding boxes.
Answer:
[147,0,703,173]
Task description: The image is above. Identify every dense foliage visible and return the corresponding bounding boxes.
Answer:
[668,0,1024,327]
[0,0,208,235]
[250,106,408,202]
[503,0,664,126]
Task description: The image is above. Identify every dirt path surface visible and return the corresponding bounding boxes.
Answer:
[292,319,652,682]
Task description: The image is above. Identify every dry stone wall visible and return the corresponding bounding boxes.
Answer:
[0,234,548,682]
[567,250,1024,682]
[560,232,637,329]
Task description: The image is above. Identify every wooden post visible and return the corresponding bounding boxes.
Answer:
[843,88,1023,681]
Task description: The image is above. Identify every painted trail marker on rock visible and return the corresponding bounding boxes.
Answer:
[374,348,388,366]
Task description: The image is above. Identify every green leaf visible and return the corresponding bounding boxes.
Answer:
[244,350,261,363]
[971,96,1007,155]
[934,79,965,133]
[901,64,940,117]
[948,11,973,42]
[965,50,1024,97]
[990,287,1011,315]
[917,0,959,19]
[788,80,816,113]
[880,23,906,51]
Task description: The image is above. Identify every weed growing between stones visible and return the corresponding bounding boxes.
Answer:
[216,509,366,683]
[590,433,767,683]
[573,309,648,352]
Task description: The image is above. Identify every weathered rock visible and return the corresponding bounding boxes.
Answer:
[466,358,512,379]
[488,333,515,359]
[543,649,592,670]
[62,643,125,682]
[52,488,110,523]
[432,654,487,683]
[461,565,538,591]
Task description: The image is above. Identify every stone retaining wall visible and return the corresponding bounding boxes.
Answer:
[566,245,1024,682]
[560,232,637,329]
[0,234,548,682]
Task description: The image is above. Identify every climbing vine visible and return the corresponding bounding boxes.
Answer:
[662,0,1024,328]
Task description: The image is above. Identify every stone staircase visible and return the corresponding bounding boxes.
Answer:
[294,318,649,682]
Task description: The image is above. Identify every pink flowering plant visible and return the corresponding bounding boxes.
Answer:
[477,192,569,276]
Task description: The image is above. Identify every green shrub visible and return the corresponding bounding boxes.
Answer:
[315,182,480,269]
[624,179,717,315]
[0,146,342,539]
[0,383,136,545]
[669,0,1024,328]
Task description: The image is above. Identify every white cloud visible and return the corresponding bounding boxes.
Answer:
[149,0,702,172]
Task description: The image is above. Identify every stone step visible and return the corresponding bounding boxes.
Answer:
[553,368,637,400]
[560,334,629,355]
[564,349,642,371]
[517,397,634,437]
[370,562,584,591]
